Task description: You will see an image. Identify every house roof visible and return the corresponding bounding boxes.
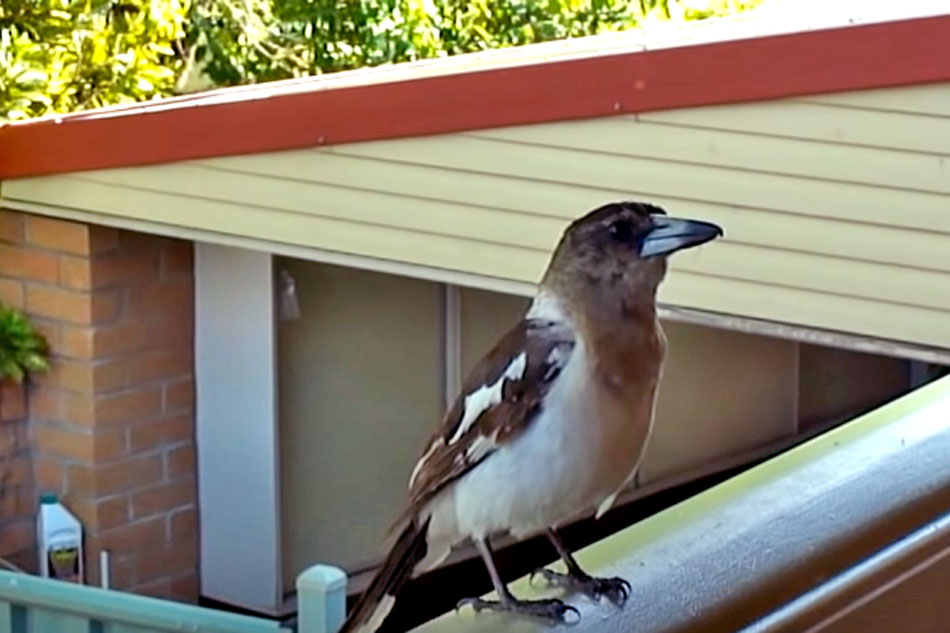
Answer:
[2,8,949,180]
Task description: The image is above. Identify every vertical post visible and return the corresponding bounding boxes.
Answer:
[99,551,110,589]
[441,284,462,412]
[196,244,283,611]
[296,565,347,633]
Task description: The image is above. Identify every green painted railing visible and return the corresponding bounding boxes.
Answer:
[0,563,346,633]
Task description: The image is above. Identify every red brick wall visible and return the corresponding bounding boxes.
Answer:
[0,381,33,571]
[0,210,198,601]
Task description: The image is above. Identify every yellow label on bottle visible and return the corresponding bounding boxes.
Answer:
[48,547,80,583]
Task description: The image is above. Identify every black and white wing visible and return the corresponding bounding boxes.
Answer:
[403,317,575,517]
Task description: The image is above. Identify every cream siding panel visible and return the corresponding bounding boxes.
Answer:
[688,243,950,312]
[799,84,950,116]
[200,153,622,222]
[46,169,950,310]
[5,176,949,345]
[328,136,950,235]
[5,175,549,280]
[662,274,950,347]
[639,101,950,154]
[71,161,950,277]
[471,119,950,195]
[70,166,563,251]
[4,82,950,347]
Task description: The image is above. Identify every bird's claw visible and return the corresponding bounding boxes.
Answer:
[456,596,580,625]
[587,576,630,606]
[530,567,631,606]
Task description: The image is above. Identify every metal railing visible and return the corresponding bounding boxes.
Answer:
[0,563,346,633]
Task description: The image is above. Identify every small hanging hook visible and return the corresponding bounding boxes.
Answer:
[278,269,302,321]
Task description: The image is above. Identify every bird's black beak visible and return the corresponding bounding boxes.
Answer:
[639,215,723,259]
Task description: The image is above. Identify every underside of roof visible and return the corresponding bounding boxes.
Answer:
[2,9,949,353]
[1,10,949,178]
[4,81,950,351]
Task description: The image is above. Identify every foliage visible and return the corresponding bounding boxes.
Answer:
[0,302,49,383]
[182,0,445,86]
[1,0,762,120]
[186,0,761,86]
[428,0,648,54]
[0,0,187,120]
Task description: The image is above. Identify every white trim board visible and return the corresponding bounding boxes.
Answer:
[195,243,283,613]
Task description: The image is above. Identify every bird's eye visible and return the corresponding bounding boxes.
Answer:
[608,219,634,242]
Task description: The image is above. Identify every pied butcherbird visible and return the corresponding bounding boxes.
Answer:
[342,201,723,632]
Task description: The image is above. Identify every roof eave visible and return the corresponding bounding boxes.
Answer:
[2,13,950,180]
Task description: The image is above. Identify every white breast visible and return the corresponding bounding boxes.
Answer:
[441,342,645,541]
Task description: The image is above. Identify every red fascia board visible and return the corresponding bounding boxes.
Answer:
[2,14,949,180]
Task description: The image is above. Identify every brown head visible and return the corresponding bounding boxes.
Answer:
[542,201,723,322]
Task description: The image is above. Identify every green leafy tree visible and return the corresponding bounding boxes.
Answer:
[182,0,759,88]
[2,0,761,120]
[182,0,302,87]
[0,0,187,120]
[180,0,444,86]
[432,0,643,53]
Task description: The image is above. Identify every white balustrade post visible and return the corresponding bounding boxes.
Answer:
[297,565,347,633]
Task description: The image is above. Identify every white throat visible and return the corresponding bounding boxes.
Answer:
[526,289,568,322]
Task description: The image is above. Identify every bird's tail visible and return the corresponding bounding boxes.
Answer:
[340,517,431,633]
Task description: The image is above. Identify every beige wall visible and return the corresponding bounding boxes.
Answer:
[4,83,950,348]
[798,345,910,433]
[642,322,799,483]
[459,288,529,377]
[276,259,442,587]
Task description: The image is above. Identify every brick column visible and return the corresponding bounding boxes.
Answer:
[0,380,33,571]
[0,210,198,601]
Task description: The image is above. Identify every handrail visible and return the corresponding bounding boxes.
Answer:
[741,510,950,632]
[0,562,348,633]
[0,569,287,632]
[414,374,950,633]
[0,552,347,633]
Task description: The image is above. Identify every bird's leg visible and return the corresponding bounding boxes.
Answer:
[457,537,580,624]
[531,528,631,606]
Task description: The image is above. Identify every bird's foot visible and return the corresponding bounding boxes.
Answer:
[531,568,630,606]
[456,596,580,624]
